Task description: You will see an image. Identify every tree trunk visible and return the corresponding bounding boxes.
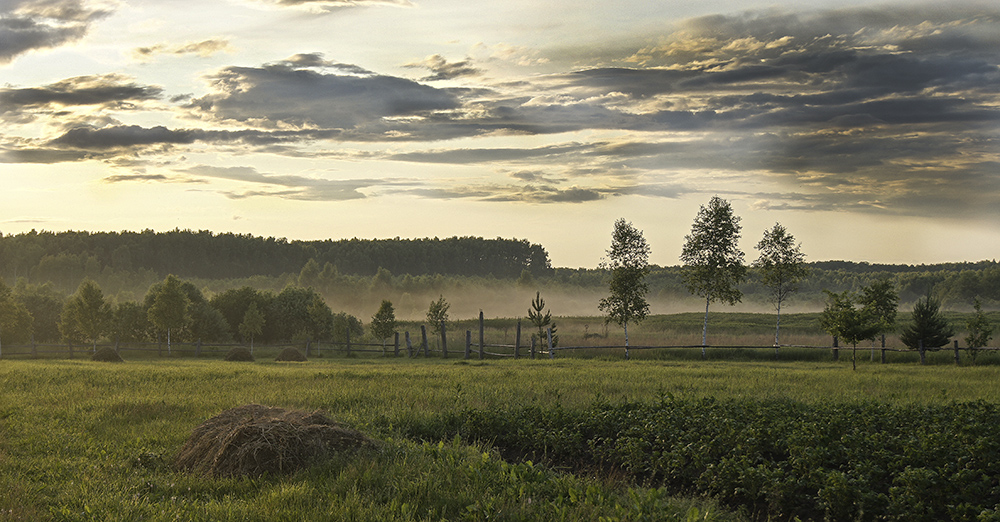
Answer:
[702,297,709,359]
[624,321,630,360]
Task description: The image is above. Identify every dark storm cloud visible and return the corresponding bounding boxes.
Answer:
[0,74,163,121]
[188,60,461,132]
[0,0,112,64]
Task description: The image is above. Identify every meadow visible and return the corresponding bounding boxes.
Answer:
[4,350,1000,521]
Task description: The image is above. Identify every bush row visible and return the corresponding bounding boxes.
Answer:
[393,397,1000,521]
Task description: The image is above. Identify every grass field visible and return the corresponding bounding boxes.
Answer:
[4,354,1000,520]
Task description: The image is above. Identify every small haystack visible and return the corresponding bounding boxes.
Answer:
[224,347,255,362]
[174,404,372,477]
[275,347,307,362]
[91,347,124,363]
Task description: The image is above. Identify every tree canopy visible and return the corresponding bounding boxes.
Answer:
[598,218,650,358]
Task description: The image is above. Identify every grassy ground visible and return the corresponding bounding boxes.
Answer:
[3,354,1000,520]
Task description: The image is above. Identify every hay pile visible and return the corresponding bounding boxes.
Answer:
[91,347,124,362]
[224,347,255,362]
[174,404,371,477]
[274,347,307,362]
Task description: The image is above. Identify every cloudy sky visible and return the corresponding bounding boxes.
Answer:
[1,0,998,268]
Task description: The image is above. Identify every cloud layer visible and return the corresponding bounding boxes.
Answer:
[2,5,998,220]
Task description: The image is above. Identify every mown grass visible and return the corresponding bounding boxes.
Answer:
[3,357,1000,520]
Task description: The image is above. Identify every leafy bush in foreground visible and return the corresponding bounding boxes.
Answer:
[396,397,1000,521]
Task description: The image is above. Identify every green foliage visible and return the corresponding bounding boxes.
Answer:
[427,295,450,334]
[528,291,558,347]
[900,293,955,350]
[370,300,397,343]
[681,197,746,346]
[404,397,1000,522]
[12,280,63,343]
[860,279,899,342]
[753,223,808,344]
[61,279,112,349]
[239,302,265,348]
[966,298,994,360]
[145,275,191,341]
[820,289,880,369]
[332,312,364,343]
[0,278,33,346]
[110,301,150,343]
[598,219,650,350]
[186,301,233,343]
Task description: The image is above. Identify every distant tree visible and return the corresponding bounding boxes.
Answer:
[900,293,955,362]
[860,279,899,352]
[820,289,879,370]
[527,291,558,347]
[598,218,650,359]
[681,196,747,351]
[13,280,64,343]
[427,295,450,335]
[298,258,322,288]
[332,312,364,344]
[0,278,33,354]
[209,286,272,342]
[306,295,335,341]
[370,300,397,352]
[239,302,265,353]
[187,301,232,343]
[753,223,808,346]
[61,279,111,352]
[146,275,190,354]
[965,298,994,363]
[516,269,535,288]
[110,301,149,344]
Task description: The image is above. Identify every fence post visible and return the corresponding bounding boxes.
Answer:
[881,335,887,364]
[832,337,839,361]
[954,339,960,365]
[441,320,448,358]
[531,335,536,359]
[196,339,202,358]
[919,339,926,365]
[479,310,485,360]
[421,325,429,357]
[515,320,521,359]
[305,338,311,357]
[405,331,413,357]
[547,327,554,359]
[394,332,400,357]
[465,330,471,359]
[346,330,352,357]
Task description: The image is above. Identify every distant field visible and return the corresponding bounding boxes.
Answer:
[4,356,1000,519]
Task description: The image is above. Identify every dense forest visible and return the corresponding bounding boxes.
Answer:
[0,230,997,347]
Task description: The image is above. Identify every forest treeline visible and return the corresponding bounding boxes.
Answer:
[0,229,997,327]
[0,229,551,283]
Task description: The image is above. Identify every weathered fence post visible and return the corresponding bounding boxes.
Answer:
[547,327,554,359]
[832,337,839,361]
[196,339,202,358]
[531,335,536,359]
[405,331,413,357]
[478,310,485,360]
[919,339,926,365]
[394,332,400,357]
[515,320,521,359]
[346,329,352,357]
[954,339,960,365]
[441,320,448,359]
[881,335,887,364]
[465,330,471,359]
[305,338,311,357]
[421,325,429,357]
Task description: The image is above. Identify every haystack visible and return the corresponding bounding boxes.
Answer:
[224,347,255,362]
[275,347,307,362]
[174,404,371,477]
[91,347,124,362]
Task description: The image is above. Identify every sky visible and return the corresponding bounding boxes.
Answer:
[1,0,998,269]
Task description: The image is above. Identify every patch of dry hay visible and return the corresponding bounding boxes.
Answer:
[274,347,307,362]
[224,347,255,362]
[91,347,124,362]
[174,404,372,477]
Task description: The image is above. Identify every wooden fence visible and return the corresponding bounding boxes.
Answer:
[1,310,996,365]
